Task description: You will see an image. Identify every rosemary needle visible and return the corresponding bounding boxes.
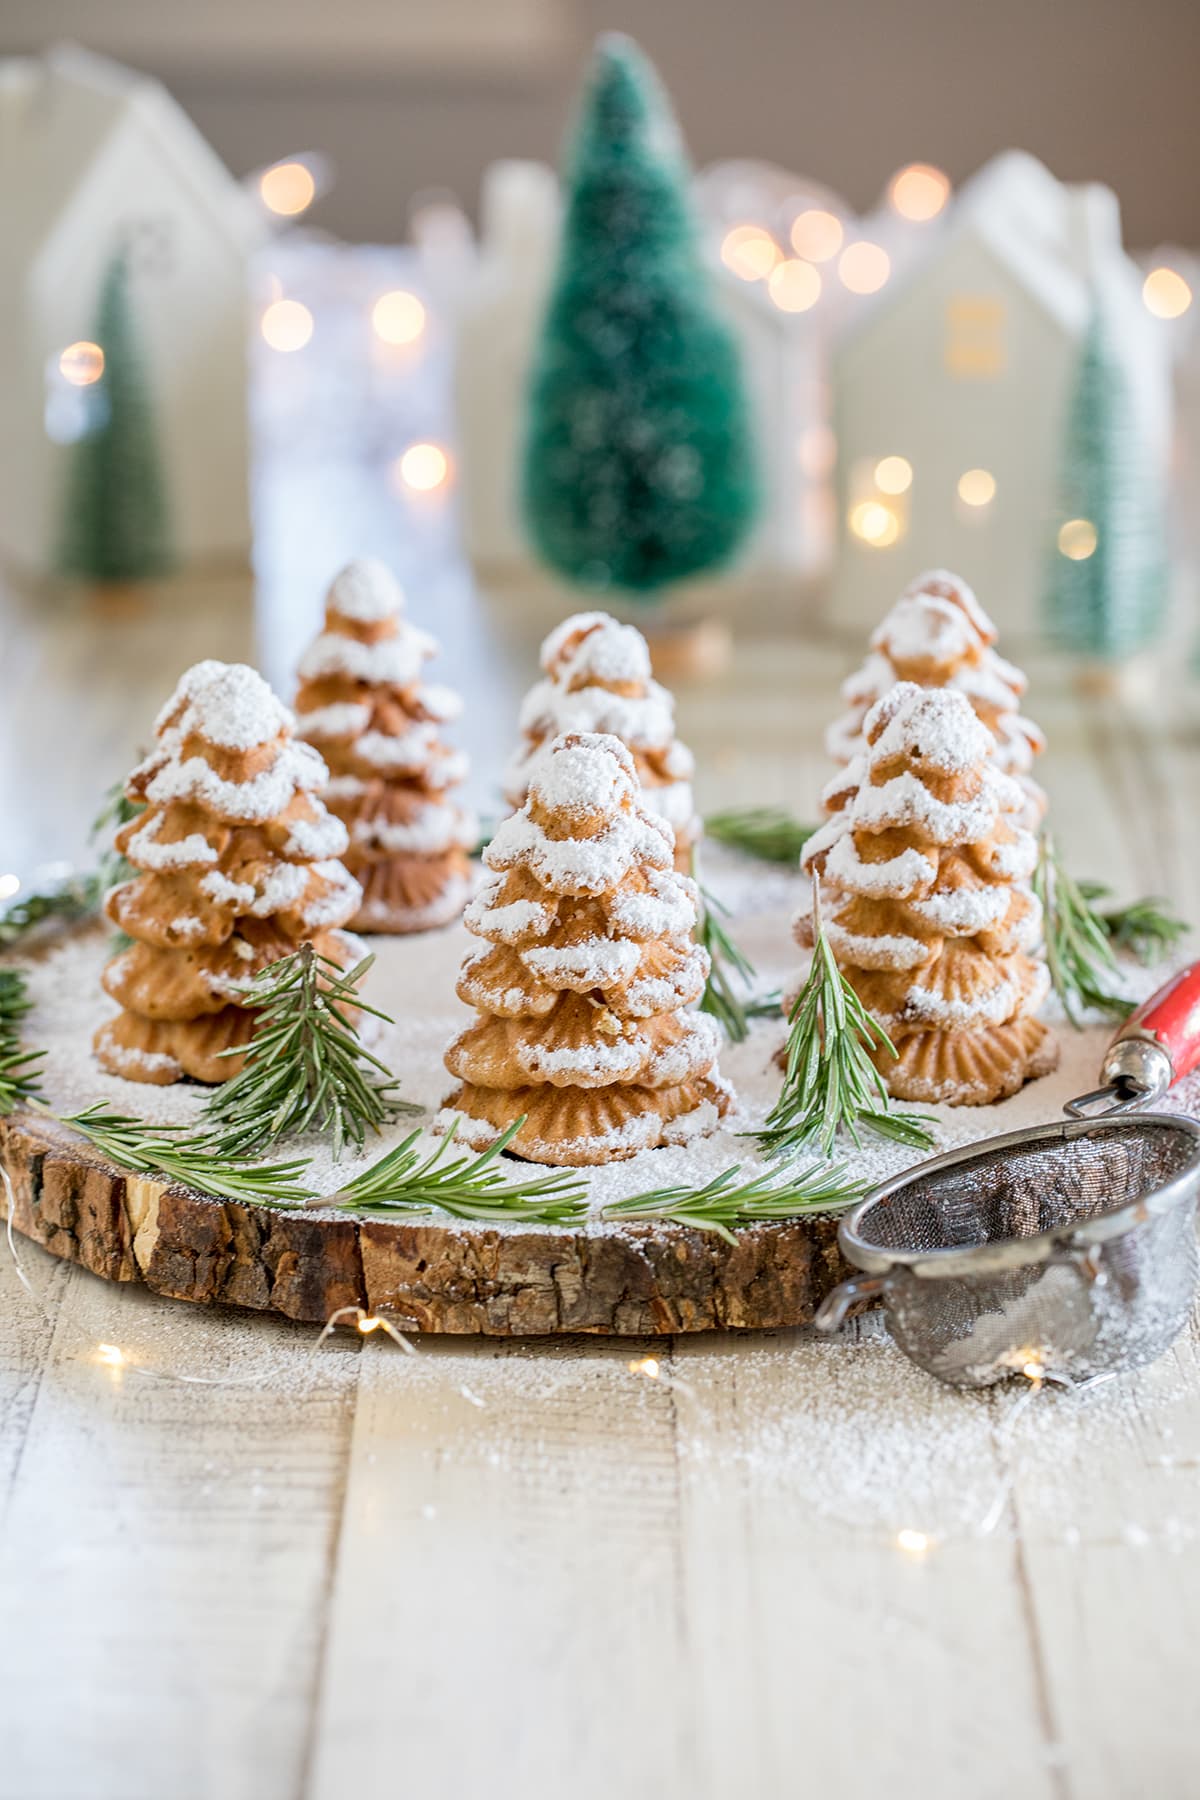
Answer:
[52,1102,316,1207]
[1034,834,1133,1026]
[201,944,418,1161]
[325,1118,588,1225]
[0,969,44,1114]
[703,807,816,866]
[1077,879,1188,967]
[604,1157,865,1245]
[755,877,934,1158]
[696,881,759,1043]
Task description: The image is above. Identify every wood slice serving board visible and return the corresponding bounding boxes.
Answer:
[0,1109,849,1333]
[0,896,1127,1335]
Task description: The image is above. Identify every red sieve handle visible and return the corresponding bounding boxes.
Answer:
[1111,961,1200,1086]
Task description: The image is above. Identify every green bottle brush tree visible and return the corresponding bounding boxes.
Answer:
[522,34,759,600]
[57,249,175,585]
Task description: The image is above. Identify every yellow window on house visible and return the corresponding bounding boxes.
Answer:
[945,295,1006,378]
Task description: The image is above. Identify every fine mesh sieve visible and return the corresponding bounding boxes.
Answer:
[815,963,1200,1388]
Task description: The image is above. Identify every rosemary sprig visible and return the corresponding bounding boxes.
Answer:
[201,946,417,1161]
[697,883,758,1043]
[0,969,44,1114]
[756,878,935,1157]
[1078,880,1188,966]
[1034,834,1132,1026]
[326,1119,588,1225]
[603,1157,865,1245]
[55,1102,315,1206]
[704,807,816,866]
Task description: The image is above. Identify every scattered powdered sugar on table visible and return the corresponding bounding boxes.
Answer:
[12,842,1172,1226]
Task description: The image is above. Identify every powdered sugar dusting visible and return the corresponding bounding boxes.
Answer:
[540,612,652,688]
[866,683,993,775]
[326,557,404,623]
[157,661,294,752]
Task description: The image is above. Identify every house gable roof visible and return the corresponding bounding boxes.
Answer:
[837,151,1130,358]
[0,45,262,269]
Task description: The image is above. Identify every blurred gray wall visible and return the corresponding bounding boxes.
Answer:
[7,0,1200,247]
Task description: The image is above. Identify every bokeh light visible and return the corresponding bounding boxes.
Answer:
[372,290,427,345]
[396,443,451,491]
[789,209,843,263]
[720,225,781,282]
[58,342,105,387]
[889,164,951,222]
[838,242,891,295]
[261,299,314,352]
[874,456,913,495]
[1058,518,1098,560]
[767,258,822,313]
[957,468,997,507]
[849,501,900,546]
[260,161,316,217]
[1142,267,1193,320]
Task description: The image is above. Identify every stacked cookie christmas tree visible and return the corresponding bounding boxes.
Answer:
[800,683,1057,1105]
[443,730,730,1164]
[295,559,475,933]
[95,660,362,1085]
[826,570,1046,828]
[505,611,699,872]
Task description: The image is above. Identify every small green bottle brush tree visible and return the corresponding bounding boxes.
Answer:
[522,34,759,599]
[57,249,175,585]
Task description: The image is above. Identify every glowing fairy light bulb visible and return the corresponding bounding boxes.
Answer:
[849,500,899,546]
[372,290,426,345]
[58,341,105,387]
[629,1357,661,1379]
[395,443,450,491]
[889,164,951,222]
[720,225,781,282]
[789,208,843,263]
[957,468,996,507]
[1058,518,1098,560]
[261,299,314,352]
[896,1528,932,1557]
[1142,267,1192,319]
[838,242,891,295]
[873,455,913,495]
[259,161,316,217]
[767,258,822,313]
[95,1344,125,1368]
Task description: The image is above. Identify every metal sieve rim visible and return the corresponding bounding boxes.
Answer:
[837,1112,1200,1281]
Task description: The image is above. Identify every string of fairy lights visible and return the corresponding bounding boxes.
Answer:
[41,147,1200,556]
[1,1158,1089,1555]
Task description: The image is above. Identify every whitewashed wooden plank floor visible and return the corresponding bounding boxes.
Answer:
[2,569,1199,1800]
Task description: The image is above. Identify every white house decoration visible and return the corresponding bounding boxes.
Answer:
[0,45,261,578]
[827,151,1172,642]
